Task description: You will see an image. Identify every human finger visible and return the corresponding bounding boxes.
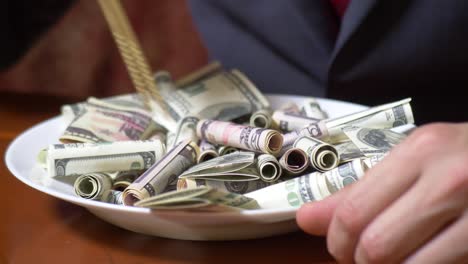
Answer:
[404,212,468,264]
[296,184,354,236]
[354,154,468,263]
[326,137,430,263]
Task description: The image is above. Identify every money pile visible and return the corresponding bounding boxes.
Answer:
[36,63,414,212]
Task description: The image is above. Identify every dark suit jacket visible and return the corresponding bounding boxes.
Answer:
[188,0,468,124]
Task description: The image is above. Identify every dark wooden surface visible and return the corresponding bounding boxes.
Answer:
[0,92,335,264]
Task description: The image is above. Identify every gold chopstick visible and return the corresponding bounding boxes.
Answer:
[97,0,166,112]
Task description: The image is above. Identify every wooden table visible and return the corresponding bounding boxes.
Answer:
[0,92,334,264]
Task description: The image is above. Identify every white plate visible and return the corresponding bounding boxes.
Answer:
[5,94,368,241]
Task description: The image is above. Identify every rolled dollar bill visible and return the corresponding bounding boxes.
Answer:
[282,98,414,145]
[197,119,283,156]
[324,159,367,193]
[250,109,274,129]
[272,110,321,132]
[123,140,199,206]
[175,61,223,88]
[293,136,340,172]
[60,97,163,143]
[342,126,406,157]
[335,141,365,163]
[177,178,274,194]
[218,145,239,156]
[298,97,328,119]
[101,190,124,205]
[257,154,282,182]
[134,186,260,211]
[166,116,200,150]
[245,172,324,209]
[278,148,309,176]
[198,140,219,163]
[38,140,165,177]
[74,172,113,200]
[112,170,143,191]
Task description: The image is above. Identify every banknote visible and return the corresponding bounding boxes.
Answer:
[197,119,283,156]
[61,93,146,124]
[60,97,163,143]
[38,140,165,177]
[166,116,199,150]
[101,190,124,205]
[151,69,270,132]
[245,172,324,209]
[342,126,407,157]
[257,153,282,182]
[335,141,365,163]
[134,186,260,211]
[272,110,321,132]
[123,140,198,205]
[293,136,340,171]
[179,151,260,181]
[245,158,367,209]
[250,109,275,129]
[278,148,309,176]
[298,98,328,119]
[74,172,113,200]
[281,98,414,146]
[324,159,367,193]
[198,140,219,163]
[218,145,239,156]
[177,178,274,194]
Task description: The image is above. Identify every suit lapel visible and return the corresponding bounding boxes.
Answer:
[330,0,378,61]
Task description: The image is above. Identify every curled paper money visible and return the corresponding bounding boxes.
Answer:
[74,172,113,200]
[293,136,340,172]
[278,148,309,176]
[197,119,283,156]
[38,140,165,177]
[123,140,198,206]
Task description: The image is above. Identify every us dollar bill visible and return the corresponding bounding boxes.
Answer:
[278,148,310,176]
[272,110,321,132]
[74,172,113,200]
[250,109,275,129]
[335,141,365,163]
[342,126,407,157]
[166,116,199,150]
[293,136,340,172]
[134,186,260,211]
[60,97,164,143]
[298,97,328,119]
[198,140,219,163]
[197,119,283,156]
[179,151,260,181]
[245,158,367,209]
[257,153,282,182]
[151,69,270,132]
[282,98,414,146]
[61,93,146,125]
[177,178,275,194]
[38,140,166,177]
[123,140,198,205]
[324,159,367,193]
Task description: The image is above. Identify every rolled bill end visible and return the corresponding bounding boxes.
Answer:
[197,150,219,163]
[122,190,144,206]
[218,146,239,156]
[279,148,309,175]
[259,162,281,182]
[74,173,112,200]
[311,146,340,172]
[266,132,284,157]
[249,109,273,129]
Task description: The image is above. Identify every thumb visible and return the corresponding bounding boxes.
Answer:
[296,184,354,236]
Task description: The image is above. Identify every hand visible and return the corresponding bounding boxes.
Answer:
[297,122,468,263]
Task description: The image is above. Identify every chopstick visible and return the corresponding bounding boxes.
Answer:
[97,0,166,112]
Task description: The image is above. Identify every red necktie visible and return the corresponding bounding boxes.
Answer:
[330,0,350,18]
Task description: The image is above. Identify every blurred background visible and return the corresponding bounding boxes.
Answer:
[0,0,208,100]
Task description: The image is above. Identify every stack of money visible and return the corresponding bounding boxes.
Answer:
[37,63,414,212]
